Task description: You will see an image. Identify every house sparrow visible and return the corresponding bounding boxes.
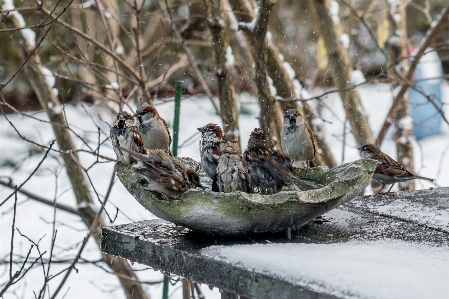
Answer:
[358,144,434,195]
[198,123,223,191]
[110,111,148,165]
[245,128,321,194]
[281,109,316,168]
[216,133,252,193]
[119,146,200,199]
[134,103,172,155]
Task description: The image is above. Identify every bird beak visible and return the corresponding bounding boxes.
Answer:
[197,127,205,133]
[357,146,362,150]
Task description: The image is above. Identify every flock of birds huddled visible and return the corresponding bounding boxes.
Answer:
[109,104,321,199]
[110,103,435,199]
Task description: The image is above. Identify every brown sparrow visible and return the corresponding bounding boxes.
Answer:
[198,123,223,191]
[245,128,321,194]
[281,109,316,168]
[110,111,148,165]
[216,133,252,193]
[358,144,434,195]
[119,146,200,199]
[134,103,172,155]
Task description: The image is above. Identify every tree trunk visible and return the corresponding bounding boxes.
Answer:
[386,0,415,190]
[228,0,337,166]
[6,15,150,299]
[308,0,374,146]
[206,0,241,145]
[239,0,282,147]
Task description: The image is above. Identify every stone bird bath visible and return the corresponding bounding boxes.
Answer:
[115,158,378,235]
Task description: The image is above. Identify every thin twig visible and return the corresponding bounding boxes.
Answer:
[9,186,18,279]
[0,140,55,207]
[50,185,110,299]
[0,179,80,216]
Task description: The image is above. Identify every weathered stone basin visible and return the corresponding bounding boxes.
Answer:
[115,158,378,235]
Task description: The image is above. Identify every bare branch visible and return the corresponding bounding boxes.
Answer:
[377,3,449,145]
[0,180,79,216]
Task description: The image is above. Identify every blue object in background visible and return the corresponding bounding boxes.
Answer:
[409,48,443,140]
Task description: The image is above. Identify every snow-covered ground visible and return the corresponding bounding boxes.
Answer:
[202,239,449,299]
[1,82,448,298]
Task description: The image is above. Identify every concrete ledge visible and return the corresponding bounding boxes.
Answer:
[101,188,449,299]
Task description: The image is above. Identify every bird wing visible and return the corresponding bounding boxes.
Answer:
[375,152,413,178]
[161,117,172,148]
[131,126,148,154]
[305,123,317,159]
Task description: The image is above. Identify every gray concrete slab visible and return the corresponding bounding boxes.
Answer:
[101,187,449,299]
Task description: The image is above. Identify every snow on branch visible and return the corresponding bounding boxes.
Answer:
[376,2,449,145]
[2,0,36,47]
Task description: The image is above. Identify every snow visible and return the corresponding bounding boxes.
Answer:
[115,45,124,55]
[283,61,296,80]
[79,0,96,8]
[339,33,350,49]
[366,199,449,233]
[393,13,402,22]
[388,34,401,47]
[225,2,239,31]
[40,66,56,88]
[1,82,449,298]
[225,46,235,68]
[238,7,259,31]
[177,4,190,19]
[398,116,413,130]
[388,0,400,10]
[413,48,444,83]
[328,0,340,24]
[2,0,36,47]
[21,28,36,47]
[202,239,449,299]
[350,70,366,85]
[267,76,277,97]
[106,82,120,90]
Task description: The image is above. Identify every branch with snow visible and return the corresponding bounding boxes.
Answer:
[376,2,449,145]
[2,0,36,47]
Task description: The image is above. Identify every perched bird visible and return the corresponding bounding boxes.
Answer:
[119,146,200,199]
[245,128,321,194]
[134,103,172,155]
[358,144,434,195]
[281,109,316,168]
[110,111,148,165]
[198,123,223,191]
[216,133,252,193]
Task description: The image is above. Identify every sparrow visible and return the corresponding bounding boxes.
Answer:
[216,133,252,193]
[110,111,148,165]
[119,146,201,199]
[281,109,316,168]
[358,144,434,195]
[198,123,223,191]
[134,103,172,155]
[244,128,321,194]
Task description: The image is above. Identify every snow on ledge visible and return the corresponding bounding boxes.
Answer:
[202,239,449,299]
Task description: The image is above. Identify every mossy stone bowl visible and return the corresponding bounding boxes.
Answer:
[115,158,378,235]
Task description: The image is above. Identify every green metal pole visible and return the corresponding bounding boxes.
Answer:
[172,81,182,157]
[162,275,169,299]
